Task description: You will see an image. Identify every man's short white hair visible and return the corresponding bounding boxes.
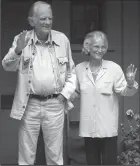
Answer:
[28,1,52,17]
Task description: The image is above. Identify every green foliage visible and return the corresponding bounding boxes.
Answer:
[118,110,140,165]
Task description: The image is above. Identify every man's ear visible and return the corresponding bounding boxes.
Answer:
[28,17,35,27]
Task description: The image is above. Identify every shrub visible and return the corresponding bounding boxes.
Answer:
[118,109,140,165]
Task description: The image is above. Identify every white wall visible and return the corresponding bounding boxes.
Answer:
[122,0,139,130]
[0,1,32,164]
[104,0,139,131]
[52,0,71,38]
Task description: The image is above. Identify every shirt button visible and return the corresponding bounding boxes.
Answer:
[30,65,33,69]
[26,93,29,96]
[23,106,25,109]
[28,80,31,83]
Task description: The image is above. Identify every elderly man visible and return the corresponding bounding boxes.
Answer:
[2,1,76,165]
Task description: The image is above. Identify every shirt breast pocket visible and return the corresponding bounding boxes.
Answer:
[100,81,113,95]
[57,57,68,74]
[20,56,30,74]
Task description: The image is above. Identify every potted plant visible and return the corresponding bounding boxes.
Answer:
[118,109,140,165]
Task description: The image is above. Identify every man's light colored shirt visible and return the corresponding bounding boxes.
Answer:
[31,33,56,96]
[30,33,56,96]
[31,44,55,96]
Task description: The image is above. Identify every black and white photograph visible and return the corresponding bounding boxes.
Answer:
[0,0,140,165]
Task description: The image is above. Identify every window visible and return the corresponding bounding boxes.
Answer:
[70,0,102,44]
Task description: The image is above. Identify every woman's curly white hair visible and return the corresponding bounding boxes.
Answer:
[82,31,108,55]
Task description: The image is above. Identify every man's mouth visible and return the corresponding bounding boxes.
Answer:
[96,53,103,56]
[43,27,50,29]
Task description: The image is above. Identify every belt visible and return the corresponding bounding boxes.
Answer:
[29,94,59,101]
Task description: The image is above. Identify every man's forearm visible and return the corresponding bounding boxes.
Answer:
[2,49,21,71]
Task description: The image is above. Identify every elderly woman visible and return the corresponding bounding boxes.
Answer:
[73,31,138,165]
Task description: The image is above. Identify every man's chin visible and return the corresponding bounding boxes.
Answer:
[95,56,103,60]
[41,29,51,35]
[44,28,51,32]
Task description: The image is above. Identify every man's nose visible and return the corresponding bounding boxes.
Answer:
[98,47,102,52]
[45,18,52,24]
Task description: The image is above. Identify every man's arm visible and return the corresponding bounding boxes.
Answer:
[2,31,30,72]
[69,66,81,102]
[60,38,76,100]
[2,35,21,72]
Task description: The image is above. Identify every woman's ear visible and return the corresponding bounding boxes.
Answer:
[28,17,35,27]
[82,38,90,55]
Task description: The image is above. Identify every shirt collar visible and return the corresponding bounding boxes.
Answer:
[28,30,60,46]
[86,59,107,70]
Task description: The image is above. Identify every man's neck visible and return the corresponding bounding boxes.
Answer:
[35,31,50,43]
